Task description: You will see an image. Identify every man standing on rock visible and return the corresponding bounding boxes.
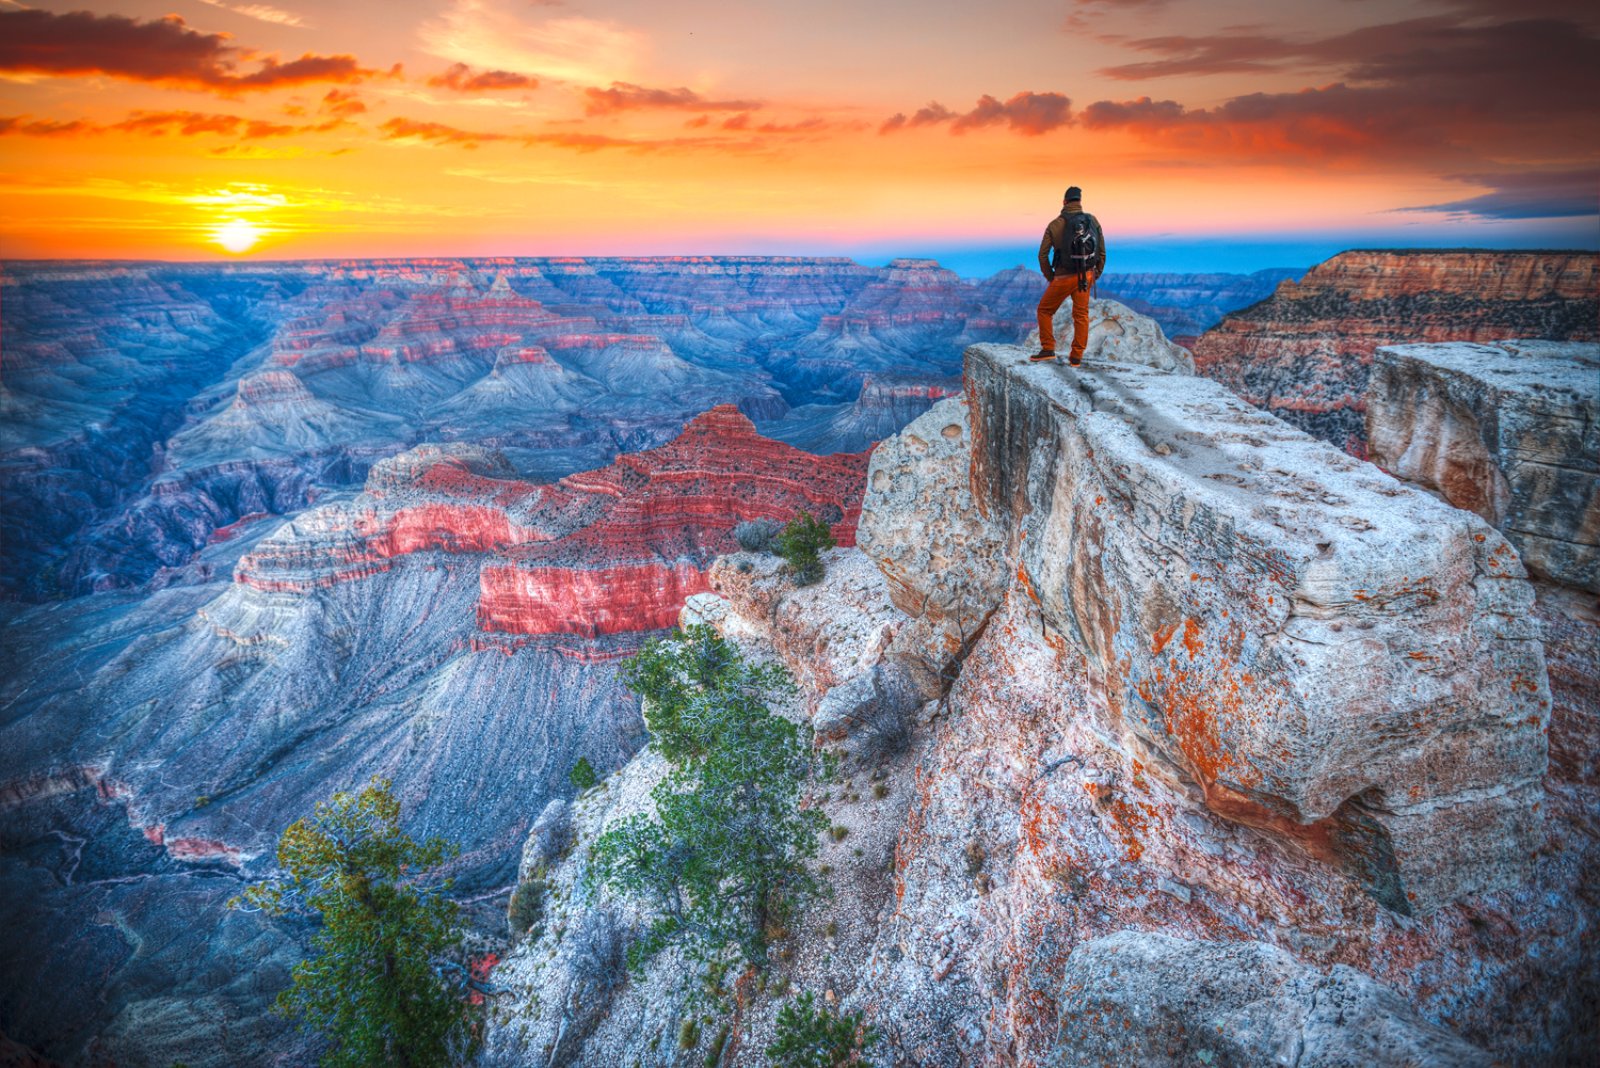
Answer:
[1032,185,1106,365]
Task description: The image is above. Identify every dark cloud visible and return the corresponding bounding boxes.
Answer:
[952,92,1072,135]
[1078,96,1185,127]
[1097,30,1334,80]
[1421,0,1600,23]
[1402,170,1600,220]
[1082,12,1600,169]
[426,63,539,92]
[582,82,760,116]
[0,9,376,91]
[880,93,1069,136]
[1098,13,1600,116]
[878,102,956,134]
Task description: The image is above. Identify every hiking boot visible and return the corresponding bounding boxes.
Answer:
[1029,349,1057,362]
[1068,354,1082,367]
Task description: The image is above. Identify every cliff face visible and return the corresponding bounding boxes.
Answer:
[1366,340,1599,592]
[0,410,865,1067]
[1191,250,1599,453]
[482,301,1596,1066]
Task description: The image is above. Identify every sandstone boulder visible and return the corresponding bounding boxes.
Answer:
[961,342,1549,913]
[1366,340,1600,592]
[1053,931,1492,1067]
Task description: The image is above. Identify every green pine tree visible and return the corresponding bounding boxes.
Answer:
[592,626,828,972]
[234,778,478,1068]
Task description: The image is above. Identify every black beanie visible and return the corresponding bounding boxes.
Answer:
[1065,186,1082,201]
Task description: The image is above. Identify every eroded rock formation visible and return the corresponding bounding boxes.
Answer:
[1191,250,1598,452]
[960,342,1547,913]
[0,409,865,1066]
[1052,932,1493,1068]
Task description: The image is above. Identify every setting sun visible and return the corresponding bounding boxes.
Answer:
[212,219,262,255]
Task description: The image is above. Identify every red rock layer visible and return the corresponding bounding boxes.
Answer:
[482,406,869,634]
[237,407,869,637]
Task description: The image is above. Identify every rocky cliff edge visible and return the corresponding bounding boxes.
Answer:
[482,300,1595,1066]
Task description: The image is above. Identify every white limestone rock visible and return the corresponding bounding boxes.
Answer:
[1025,296,1196,373]
[1367,340,1600,592]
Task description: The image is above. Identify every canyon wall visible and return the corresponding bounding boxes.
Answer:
[483,301,1595,1066]
[0,257,1017,600]
[0,408,865,1066]
[1191,250,1598,453]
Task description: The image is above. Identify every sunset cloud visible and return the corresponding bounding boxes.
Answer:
[196,0,309,29]
[320,90,366,117]
[1403,169,1600,220]
[880,92,1070,136]
[583,82,760,116]
[1081,12,1600,170]
[427,63,539,92]
[0,9,375,91]
[0,117,92,138]
[378,116,748,154]
[0,110,343,140]
[419,1,643,86]
[720,114,832,135]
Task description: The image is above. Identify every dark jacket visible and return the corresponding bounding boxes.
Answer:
[1038,202,1106,280]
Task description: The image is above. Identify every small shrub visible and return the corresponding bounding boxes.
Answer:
[569,757,598,791]
[734,518,783,552]
[829,826,849,842]
[774,511,836,587]
[507,875,545,938]
[766,992,877,1067]
[871,783,889,800]
[679,1018,701,1050]
[565,907,625,995]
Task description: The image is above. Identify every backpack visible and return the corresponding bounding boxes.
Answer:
[1056,213,1098,278]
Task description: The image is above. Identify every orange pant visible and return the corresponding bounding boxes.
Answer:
[1037,269,1097,357]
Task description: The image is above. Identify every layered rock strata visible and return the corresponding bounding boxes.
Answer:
[0,408,867,1066]
[238,405,869,638]
[1191,250,1599,451]
[1366,340,1599,592]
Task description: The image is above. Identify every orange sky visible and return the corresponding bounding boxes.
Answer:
[1,0,1596,266]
